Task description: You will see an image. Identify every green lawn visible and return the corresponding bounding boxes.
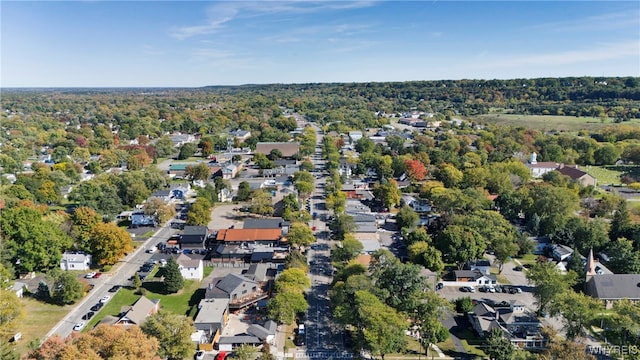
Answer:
[587,166,624,185]
[85,279,206,331]
[12,298,72,357]
[474,114,640,132]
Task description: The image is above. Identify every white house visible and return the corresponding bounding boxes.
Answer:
[60,252,92,271]
[176,254,204,280]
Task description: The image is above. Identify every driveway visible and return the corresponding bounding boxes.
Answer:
[207,204,245,230]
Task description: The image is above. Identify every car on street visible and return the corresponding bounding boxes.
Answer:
[73,322,86,331]
[194,351,205,360]
[215,351,227,360]
[90,303,104,311]
[294,334,306,346]
[93,272,102,278]
[108,285,120,293]
[85,272,97,279]
[99,295,111,303]
[435,282,444,291]
[514,265,523,271]
[82,311,95,320]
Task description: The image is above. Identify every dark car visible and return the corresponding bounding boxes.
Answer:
[294,334,306,346]
[82,311,95,320]
[514,265,523,271]
[90,303,104,312]
[108,285,120,293]
[435,282,444,291]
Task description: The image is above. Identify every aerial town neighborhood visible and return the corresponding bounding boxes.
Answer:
[2,78,640,360]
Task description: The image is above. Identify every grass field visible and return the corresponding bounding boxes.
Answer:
[12,298,72,356]
[586,166,624,185]
[85,279,205,331]
[473,114,640,132]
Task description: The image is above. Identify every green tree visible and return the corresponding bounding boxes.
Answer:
[267,290,307,325]
[408,241,444,273]
[370,251,428,313]
[329,213,356,241]
[434,163,464,188]
[275,268,311,293]
[435,225,485,269]
[70,206,102,250]
[163,257,184,293]
[287,223,315,248]
[455,296,474,314]
[0,289,24,340]
[332,234,364,264]
[355,290,407,360]
[373,179,402,209]
[0,338,19,360]
[606,237,640,274]
[412,291,451,357]
[236,181,252,201]
[594,143,621,165]
[492,235,519,274]
[154,136,176,158]
[49,269,85,305]
[550,290,602,340]
[485,329,515,360]
[1,205,72,273]
[396,205,418,230]
[132,273,142,288]
[250,190,274,216]
[141,310,195,360]
[185,162,211,181]
[254,153,273,169]
[234,344,258,360]
[177,142,197,160]
[526,261,576,316]
[186,197,212,226]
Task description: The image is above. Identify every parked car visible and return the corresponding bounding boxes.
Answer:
[93,272,102,279]
[435,282,444,291]
[99,295,111,303]
[194,351,205,360]
[73,322,86,331]
[215,351,227,360]
[514,265,523,271]
[460,286,475,293]
[90,303,104,311]
[294,334,306,346]
[82,311,95,320]
[108,285,120,293]
[85,272,97,279]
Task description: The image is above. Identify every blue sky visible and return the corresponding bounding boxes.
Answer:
[2,1,639,87]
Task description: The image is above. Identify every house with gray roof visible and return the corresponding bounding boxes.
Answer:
[247,320,277,343]
[194,298,229,335]
[585,274,640,309]
[60,252,92,271]
[206,273,267,310]
[217,335,262,351]
[468,301,545,350]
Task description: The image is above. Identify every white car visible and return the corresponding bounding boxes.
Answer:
[85,272,97,279]
[73,322,86,331]
[99,295,111,303]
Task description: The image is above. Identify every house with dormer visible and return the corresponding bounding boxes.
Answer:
[205,273,267,310]
[468,301,545,350]
[114,296,160,327]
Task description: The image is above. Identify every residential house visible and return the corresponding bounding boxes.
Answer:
[556,165,597,187]
[465,259,492,276]
[273,159,300,175]
[114,296,160,326]
[229,129,252,141]
[222,163,240,179]
[348,131,363,143]
[176,254,204,280]
[130,211,158,228]
[551,244,574,262]
[217,336,262,351]
[255,142,300,159]
[170,133,196,147]
[206,273,267,310]
[451,270,497,286]
[60,252,92,271]
[12,281,25,298]
[194,298,230,348]
[354,232,381,253]
[150,189,172,202]
[243,218,290,235]
[180,226,209,249]
[218,188,233,203]
[467,301,545,350]
[247,320,277,344]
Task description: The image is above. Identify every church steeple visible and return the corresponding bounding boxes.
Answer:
[585,248,597,282]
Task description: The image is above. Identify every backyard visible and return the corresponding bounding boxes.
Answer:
[12,298,72,357]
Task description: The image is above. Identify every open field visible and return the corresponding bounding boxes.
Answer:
[587,166,624,185]
[12,298,72,356]
[473,114,640,132]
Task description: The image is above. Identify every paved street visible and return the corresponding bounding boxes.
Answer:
[45,223,177,339]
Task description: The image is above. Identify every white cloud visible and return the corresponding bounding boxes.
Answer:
[169,1,376,40]
[498,40,639,67]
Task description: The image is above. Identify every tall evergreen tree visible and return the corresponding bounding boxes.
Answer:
[163,257,184,294]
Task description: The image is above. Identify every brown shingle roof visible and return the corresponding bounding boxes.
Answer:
[556,166,589,180]
[216,228,282,242]
[255,142,300,157]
